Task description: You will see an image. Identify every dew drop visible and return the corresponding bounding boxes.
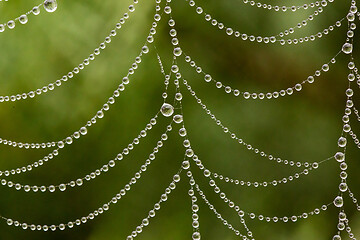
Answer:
[342,43,353,54]
[333,196,344,208]
[338,137,347,148]
[44,0,58,13]
[192,232,201,240]
[19,15,28,24]
[161,103,174,117]
[173,114,183,124]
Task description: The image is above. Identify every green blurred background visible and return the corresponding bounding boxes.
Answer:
[0,0,359,239]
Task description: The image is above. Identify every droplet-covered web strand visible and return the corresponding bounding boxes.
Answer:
[183,0,344,45]
[0,0,140,103]
[240,0,333,12]
[0,12,163,150]
[181,78,333,167]
[0,0,57,33]
[0,115,169,193]
[0,123,178,231]
[181,50,340,100]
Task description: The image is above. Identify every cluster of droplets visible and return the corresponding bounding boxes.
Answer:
[241,0,332,12]
[125,171,181,239]
[0,0,165,179]
[211,165,319,188]
[200,162,332,228]
[2,122,176,231]
[0,149,59,177]
[0,116,165,193]
[193,179,253,239]
[0,0,141,103]
[246,203,331,223]
[185,0,343,45]
[0,18,160,155]
[181,78,324,167]
[188,174,201,240]
[182,51,339,100]
[0,0,57,33]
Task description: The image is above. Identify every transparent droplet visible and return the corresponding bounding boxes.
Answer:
[179,128,187,137]
[59,184,66,191]
[44,0,58,13]
[342,43,353,54]
[192,232,201,240]
[161,103,174,117]
[173,47,182,57]
[339,183,348,192]
[19,15,28,24]
[333,196,344,208]
[186,148,194,157]
[338,137,347,148]
[334,152,345,162]
[76,179,83,186]
[175,93,183,101]
[173,114,183,124]
[7,20,15,29]
[80,127,88,135]
[0,24,5,33]
[182,160,190,169]
[32,6,41,15]
[333,234,341,240]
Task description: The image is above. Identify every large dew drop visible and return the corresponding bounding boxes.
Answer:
[161,103,174,117]
[342,43,353,54]
[44,0,58,13]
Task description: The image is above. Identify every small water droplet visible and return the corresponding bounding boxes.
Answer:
[44,0,58,13]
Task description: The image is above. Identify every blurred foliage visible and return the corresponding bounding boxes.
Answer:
[0,0,360,239]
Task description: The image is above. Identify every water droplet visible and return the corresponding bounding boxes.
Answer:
[339,183,348,192]
[182,160,190,169]
[174,47,182,56]
[342,43,353,54]
[192,232,201,240]
[32,6,41,15]
[179,128,187,137]
[161,103,174,117]
[334,152,345,162]
[173,114,183,124]
[334,196,344,208]
[80,127,88,135]
[7,20,15,29]
[175,93,182,101]
[19,15,28,24]
[186,148,194,157]
[329,231,338,238]
[44,0,58,13]
[59,184,66,191]
[338,137,347,148]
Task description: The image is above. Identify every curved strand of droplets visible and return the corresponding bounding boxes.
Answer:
[0,0,138,103]
[125,168,183,239]
[239,0,333,12]
[0,130,182,232]
[192,179,253,239]
[0,4,164,150]
[0,1,45,33]
[0,110,160,177]
[181,78,335,167]
[183,0,345,45]
[195,167,334,224]
[190,152,332,188]
[0,114,169,193]
[180,49,340,100]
